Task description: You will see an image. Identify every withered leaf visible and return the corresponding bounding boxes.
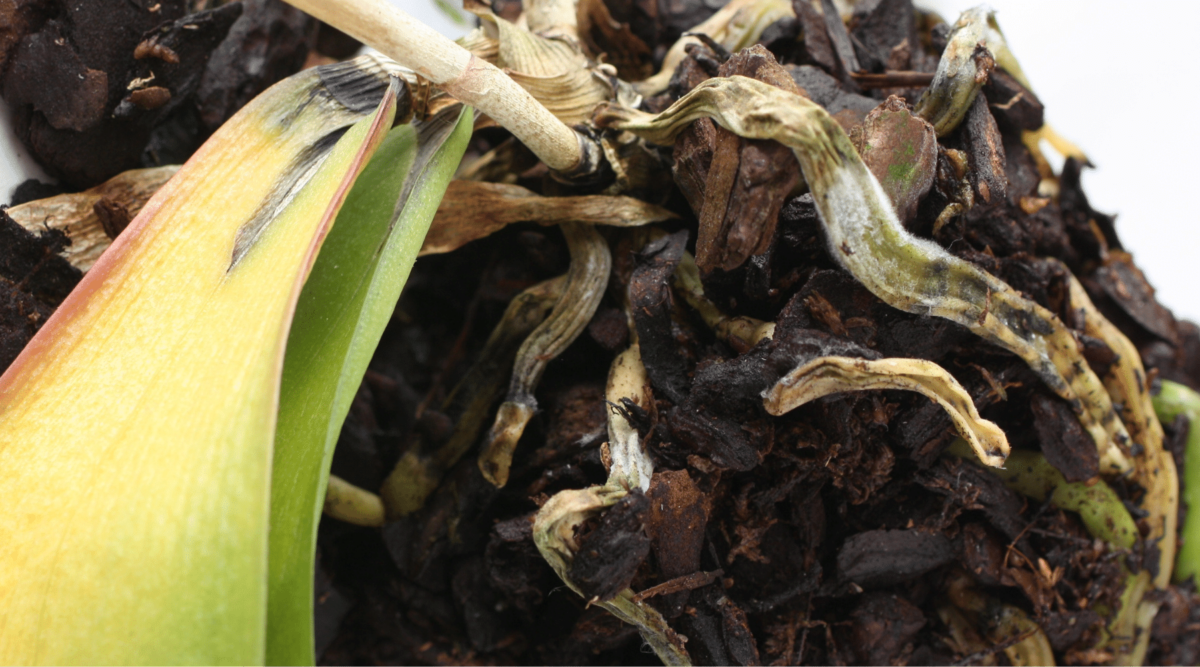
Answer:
[7,165,179,271]
[422,180,676,256]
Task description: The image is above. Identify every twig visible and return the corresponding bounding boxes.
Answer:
[281,0,587,173]
[850,71,935,89]
[632,570,724,603]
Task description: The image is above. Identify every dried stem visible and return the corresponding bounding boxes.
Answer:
[281,0,586,173]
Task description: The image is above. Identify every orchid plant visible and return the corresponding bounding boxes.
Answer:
[0,0,1193,665]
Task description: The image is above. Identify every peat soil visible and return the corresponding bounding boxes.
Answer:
[2,0,1199,665]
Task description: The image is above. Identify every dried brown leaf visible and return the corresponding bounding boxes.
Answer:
[421,180,676,256]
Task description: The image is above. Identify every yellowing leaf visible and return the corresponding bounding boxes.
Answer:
[0,56,398,664]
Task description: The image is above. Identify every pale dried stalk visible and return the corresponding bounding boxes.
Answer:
[914,6,991,137]
[1060,265,1176,588]
[1060,266,1176,666]
[281,0,585,173]
[379,275,567,518]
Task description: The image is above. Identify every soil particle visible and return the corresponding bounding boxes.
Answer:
[958,92,1008,209]
[1031,391,1100,482]
[1092,253,1180,345]
[792,0,835,73]
[0,209,81,372]
[570,489,652,603]
[631,230,691,404]
[194,0,316,134]
[983,66,1044,132]
[691,46,800,274]
[644,469,709,616]
[849,0,917,73]
[848,591,925,665]
[852,95,937,224]
[7,4,1199,664]
[838,528,955,588]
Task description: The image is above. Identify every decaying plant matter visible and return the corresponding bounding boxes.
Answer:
[4,0,1198,664]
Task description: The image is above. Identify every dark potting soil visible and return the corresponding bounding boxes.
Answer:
[1,0,1198,664]
[310,2,1200,664]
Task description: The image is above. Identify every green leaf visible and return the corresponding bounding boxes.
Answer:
[266,106,474,664]
[0,57,398,665]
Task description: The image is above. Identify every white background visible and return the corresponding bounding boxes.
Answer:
[4,1,1197,323]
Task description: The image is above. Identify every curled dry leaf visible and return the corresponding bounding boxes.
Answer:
[763,355,1009,468]
[8,165,180,271]
[478,222,611,487]
[575,0,653,81]
[421,180,676,255]
[595,74,1133,476]
[460,2,615,125]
